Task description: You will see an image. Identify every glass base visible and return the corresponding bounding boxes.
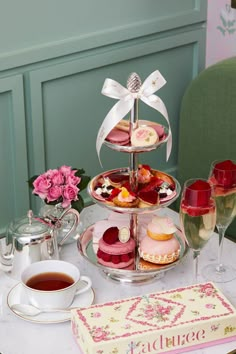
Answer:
[202,263,236,283]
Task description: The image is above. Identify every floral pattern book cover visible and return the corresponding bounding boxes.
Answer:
[71,282,236,354]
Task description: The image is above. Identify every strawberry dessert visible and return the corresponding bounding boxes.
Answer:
[92,165,176,209]
[97,227,135,269]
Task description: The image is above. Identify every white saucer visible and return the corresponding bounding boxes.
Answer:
[7,282,95,324]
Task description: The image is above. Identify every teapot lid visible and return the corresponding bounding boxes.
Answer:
[8,210,50,240]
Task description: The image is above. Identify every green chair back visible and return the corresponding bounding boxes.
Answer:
[177,57,236,241]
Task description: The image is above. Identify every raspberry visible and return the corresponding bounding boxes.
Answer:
[120,254,130,262]
[111,255,120,264]
[97,249,105,258]
[103,227,119,244]
[102,252,112,262]
[97,249,112,262]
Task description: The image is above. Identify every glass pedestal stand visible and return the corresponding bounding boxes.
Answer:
[78,73,185,283]
[78,166,184,284]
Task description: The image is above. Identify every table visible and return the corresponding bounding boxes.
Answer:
[0,205,236,354]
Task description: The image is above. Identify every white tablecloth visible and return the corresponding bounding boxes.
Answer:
[0,205,236,354]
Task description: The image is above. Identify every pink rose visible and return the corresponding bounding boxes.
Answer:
[61,184,79,208]
[66,174,81,186]
[59,165,73,176]
[47,186,62,202]
[45,169,59,179]
[33,175,51,199]
[50,170,64,186]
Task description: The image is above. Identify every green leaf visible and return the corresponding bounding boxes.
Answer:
[27,175,38,189]
[74,168,85,177]
[79,175,91,191]
[71,196,84,213]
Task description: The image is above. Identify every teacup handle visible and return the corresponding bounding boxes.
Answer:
[75,276,92,295]
[58,208,80,247]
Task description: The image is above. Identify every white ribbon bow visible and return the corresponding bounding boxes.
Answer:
[96,70,172,165]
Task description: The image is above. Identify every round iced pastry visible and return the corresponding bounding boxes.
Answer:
[131,126,158,147]
[105,128,130,145]
[97,236,135,269]
[139,236,180,264]
[146,216,177,240]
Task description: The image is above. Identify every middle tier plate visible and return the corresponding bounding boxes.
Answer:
[78,224,188,284]
[88,168,180,214]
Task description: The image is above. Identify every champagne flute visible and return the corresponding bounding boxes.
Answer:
[179,179,216,283]
[204,159,236,283]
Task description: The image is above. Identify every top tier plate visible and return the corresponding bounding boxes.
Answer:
[103,123,169,153]
[88,167,180,214]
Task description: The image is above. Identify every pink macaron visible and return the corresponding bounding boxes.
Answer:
[105,128,130,145]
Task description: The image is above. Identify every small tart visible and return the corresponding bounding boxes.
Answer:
[153,170,174,186]
[138,190,159,208]
[113,187,139,208]
[113,196,139,208]
[107,174,129,188]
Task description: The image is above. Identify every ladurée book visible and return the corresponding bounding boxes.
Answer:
[71,282,236,354]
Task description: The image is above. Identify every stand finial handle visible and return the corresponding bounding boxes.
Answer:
[127,72,142,93]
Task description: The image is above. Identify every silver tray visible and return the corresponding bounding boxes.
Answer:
[77,224,188,284]
[103,125,169,153]
[88,168,181,214]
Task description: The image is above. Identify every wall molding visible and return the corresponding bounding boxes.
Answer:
[0,0,207,72]
[28,27,205,210]
[0,75,29,226]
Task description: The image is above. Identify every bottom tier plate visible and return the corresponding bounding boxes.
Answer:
[77,225,188,284]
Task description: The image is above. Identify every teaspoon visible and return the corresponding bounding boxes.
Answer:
[11,303,71,317]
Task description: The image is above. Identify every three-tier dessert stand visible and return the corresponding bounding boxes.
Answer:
[78,72,186,283]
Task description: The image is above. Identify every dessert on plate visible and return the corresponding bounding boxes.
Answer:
[105,119,167,148]
[139,216,184,264]
[91,165,176,209]
[96,227,135,269]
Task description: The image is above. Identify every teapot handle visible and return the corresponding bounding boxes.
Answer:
[57,208,80,247]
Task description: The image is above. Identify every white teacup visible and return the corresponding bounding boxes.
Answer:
[21,260,92,309]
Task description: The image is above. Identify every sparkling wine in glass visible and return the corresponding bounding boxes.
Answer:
[179,179,216,283]
[204,159,236,283]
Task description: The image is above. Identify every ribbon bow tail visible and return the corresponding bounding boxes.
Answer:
[96,98,134,166]
[140,94,172,160]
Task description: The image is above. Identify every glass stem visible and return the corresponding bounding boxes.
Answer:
[193,250,200,284]
[216,225,226,273]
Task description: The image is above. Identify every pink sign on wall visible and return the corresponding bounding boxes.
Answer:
[206,0,236,67]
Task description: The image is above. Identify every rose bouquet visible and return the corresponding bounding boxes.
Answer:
[28,165,90,213]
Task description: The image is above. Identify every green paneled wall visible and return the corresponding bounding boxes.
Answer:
[0,0,207,231]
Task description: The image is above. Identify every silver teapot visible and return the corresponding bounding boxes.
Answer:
[0,208,80,280]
